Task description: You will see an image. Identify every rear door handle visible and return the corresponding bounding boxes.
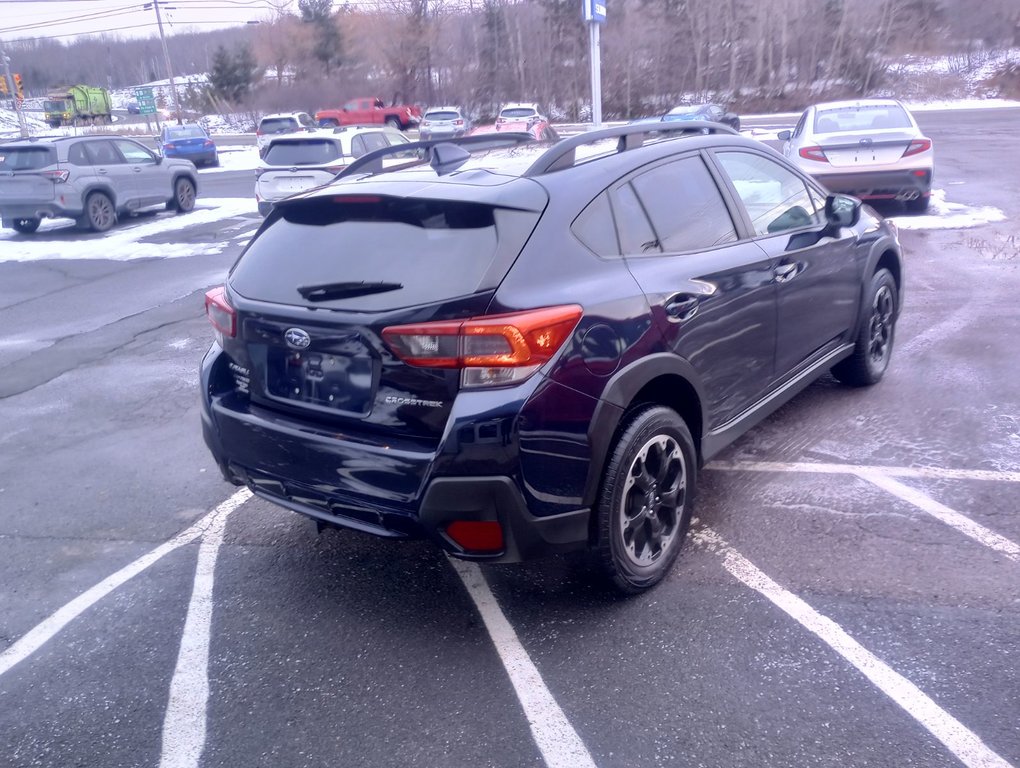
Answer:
[664,295,700,322]
[774,262,800,283]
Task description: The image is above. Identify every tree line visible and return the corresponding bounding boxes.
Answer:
[8,0,1020,120]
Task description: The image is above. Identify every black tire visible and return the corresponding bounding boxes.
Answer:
[11,217,41,234]
[594,406,697,594]
[170,177,196,213]
[80,191,117,232]
[905,196,930,214]
[385,116,402,130]
[832,268,897,387]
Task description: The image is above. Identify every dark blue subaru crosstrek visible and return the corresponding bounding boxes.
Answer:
[201,124,902,592]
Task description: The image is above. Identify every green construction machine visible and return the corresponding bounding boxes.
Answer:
[44,85,112,128]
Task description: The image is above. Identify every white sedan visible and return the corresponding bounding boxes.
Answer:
[779,99,934,213]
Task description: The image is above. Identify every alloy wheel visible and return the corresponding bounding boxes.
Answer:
[619,434,687,567]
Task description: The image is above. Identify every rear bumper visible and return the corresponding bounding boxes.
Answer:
[200,345,594,562]
[167,150,216,165]
[812,169,932,201]
[0,201,82,220]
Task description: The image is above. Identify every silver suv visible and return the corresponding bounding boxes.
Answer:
[0,136,199,234]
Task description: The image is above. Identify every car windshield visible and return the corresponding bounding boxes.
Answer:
[260,118,299,134]
[264,139,342,166]
[501,108,537,119]
[43,100,68,111]
[814,105,913,133]
[425,111,461,121]
[665,106,705,118]
[0,146,56,170]
[166,126,207,140]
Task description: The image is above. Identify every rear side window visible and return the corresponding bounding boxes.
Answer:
[0,146,56,170]
[85,141,123,165]
[260,118,298,134]
[629,156,737,252]
[230,196,541,311]
[264,140,341,166]
[572,193,619,257]
[350,133,390,158]
[716,151,821,236]
[612,183,659,255]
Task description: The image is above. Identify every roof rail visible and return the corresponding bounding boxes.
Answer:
[521,120,739,177]
[337,132,536,179]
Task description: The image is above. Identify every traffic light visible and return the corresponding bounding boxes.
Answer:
[13,73,24,102]
[0,77,8,96]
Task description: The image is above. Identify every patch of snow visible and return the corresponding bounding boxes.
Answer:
[904,98,1020,111]
[888,189,1006,231]
[200,146,260,174]
[0,197,258,263]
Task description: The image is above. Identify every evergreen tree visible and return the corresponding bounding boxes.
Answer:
[299,0,343,75]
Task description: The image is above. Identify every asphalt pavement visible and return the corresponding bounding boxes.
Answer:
[0,107,1018,768]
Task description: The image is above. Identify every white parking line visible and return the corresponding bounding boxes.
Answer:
[159,495,236,768]
[708,461,1020,561]
[708,460,1020,484]
[0,489,252,680]
[856,471,1020,562]
[695,526,1015,768]
[449,559,597,768]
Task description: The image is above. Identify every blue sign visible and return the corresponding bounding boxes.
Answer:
[583,0,606,23]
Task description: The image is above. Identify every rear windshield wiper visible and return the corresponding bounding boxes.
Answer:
[296,281,403,301]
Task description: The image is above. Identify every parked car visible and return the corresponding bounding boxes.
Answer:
[472,102,558,140]
[779,99,934,213]
[315,97,422,130]
[0,135,198,234]
[158,124,218,167]
[201,123,902,593]
[667,104,741,131]
[126,100,141,115]
[418,106,472,141]
[256,112,318,157]
[255,126,410,216]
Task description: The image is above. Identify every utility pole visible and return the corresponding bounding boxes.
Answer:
[0,38,28,138]
[147,0,182,124]
[583,0,606,128]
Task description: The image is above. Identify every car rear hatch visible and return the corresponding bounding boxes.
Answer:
[817,129,920,167]
[167,135,211,154]
[0,145,60,205]
[256,138,349,201]
[210,184,547,523]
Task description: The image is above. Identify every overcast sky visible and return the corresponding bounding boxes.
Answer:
[0,0,295,43]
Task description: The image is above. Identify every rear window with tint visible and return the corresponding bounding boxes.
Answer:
[0,146,56,170]
[264,140,342,166]
[425,111,461,121]
[230,196,540,311]
[260,117,299,134]
[501,108,537,119]
[814,105,913,133]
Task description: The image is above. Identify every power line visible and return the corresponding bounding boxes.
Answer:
[5,5,145,34]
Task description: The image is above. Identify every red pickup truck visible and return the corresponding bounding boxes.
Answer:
[315,97,422,130]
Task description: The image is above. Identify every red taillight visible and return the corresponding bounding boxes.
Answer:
[496,117,506,124]
[324,163,349,174]
[454,119,464,126]
[383,305,582,388]
[256,129,264,136]
[446,521,504,553]
[203,140,214,148]
[165,143,176,150]
[799,146,828,162]
[205,286,236,339]
[41,169,69,183]
[903,138,932,157]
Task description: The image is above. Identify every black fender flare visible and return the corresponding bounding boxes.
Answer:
[582,352,708,507]
[854,229,903,334]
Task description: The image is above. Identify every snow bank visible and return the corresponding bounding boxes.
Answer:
[888,189,1006,231]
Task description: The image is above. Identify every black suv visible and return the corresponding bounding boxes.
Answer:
[201,124,902,593]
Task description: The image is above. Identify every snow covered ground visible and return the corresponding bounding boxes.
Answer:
[0,198,259,263]
[887,189,1007,231]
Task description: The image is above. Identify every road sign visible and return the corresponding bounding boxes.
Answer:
[134,86,157,115]
[583,0,606,23]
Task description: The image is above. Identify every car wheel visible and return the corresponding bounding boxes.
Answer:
[385,117,402,130]
[11,217,41,234]
[171,177,196,213]
[81,191,117,232]
[905,196,930,214]
[594,405,697,594]
[832,268,897,387]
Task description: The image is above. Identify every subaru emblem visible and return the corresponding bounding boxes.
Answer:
[284,328,311,349]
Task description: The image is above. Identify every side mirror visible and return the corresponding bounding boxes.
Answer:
[824,193,861,230]
[777,130,792,141]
